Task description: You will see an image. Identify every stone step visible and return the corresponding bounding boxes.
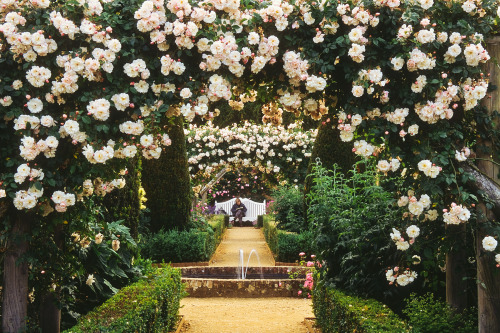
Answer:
[181,266,307,298]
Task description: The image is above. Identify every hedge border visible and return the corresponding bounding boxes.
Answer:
[313,282,409,333]
[65,266,186,333]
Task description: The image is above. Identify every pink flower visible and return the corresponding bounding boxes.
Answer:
[298,290,302,295]
[306,261,314,267]
[299,252,305,257]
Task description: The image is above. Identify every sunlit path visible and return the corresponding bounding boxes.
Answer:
[209,227,275,267]
[179,298,313,333]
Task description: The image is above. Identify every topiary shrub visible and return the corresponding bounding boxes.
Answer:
[142,116,192,232]
[263,215,278,255]
[262,216,316,262]
[65,266,186,333]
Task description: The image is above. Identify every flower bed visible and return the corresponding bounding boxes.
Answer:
[313,282,409,333]
[65,266,186,332]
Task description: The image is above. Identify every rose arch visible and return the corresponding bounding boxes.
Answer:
[186,121,316,201]
[1,0,500,331]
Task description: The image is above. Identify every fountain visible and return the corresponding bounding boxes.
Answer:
[237,249,263,279]
[179,249,308,297]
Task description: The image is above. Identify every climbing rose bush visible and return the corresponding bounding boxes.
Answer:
[186,121,316,194]
[0,0,499,291]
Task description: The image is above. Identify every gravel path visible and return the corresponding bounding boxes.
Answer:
[209,227,275,267]
[179,297,314,333]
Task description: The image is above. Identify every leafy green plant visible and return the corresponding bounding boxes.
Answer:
[307,161,404,303]
[403,293,477,333]
[270,185,307,233]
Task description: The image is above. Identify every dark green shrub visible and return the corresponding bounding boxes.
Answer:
[313,282,409,333]
[270,185,306,233]
[276,231,316,263]
[142,116,192,232]
[403,293,477,333]
[65,266,186,333]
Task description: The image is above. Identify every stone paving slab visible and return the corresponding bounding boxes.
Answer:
[179,297,313,333]
[209,227,275,267]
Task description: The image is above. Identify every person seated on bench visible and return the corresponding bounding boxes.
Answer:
[231,197,247,226]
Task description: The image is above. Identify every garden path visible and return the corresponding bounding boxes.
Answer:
[179,227,314,332]
[179,297,313,333]
[208,227,275,267]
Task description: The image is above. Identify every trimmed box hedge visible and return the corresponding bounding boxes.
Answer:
[65,266,186,332]
[313,282,409,333]
[262,215,316,262]
[140,215,226,263]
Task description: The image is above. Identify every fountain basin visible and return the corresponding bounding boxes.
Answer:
[181,266,309,298]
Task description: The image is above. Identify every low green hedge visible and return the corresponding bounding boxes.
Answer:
[313,282,409,333]
[209,214,226,249]
[140,215,226,263]
[263,216,315,262]
[140,229,213,262]
[276,231,316,262]
[65,266,186,332]
[263,215,278,255]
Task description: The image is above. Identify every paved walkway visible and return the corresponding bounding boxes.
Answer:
[179,227,314,332]
[209,227,275,267]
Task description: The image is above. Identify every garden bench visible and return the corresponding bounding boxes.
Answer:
[214,198,266,224]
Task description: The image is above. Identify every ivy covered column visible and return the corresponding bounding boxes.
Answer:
[142,116,192,232]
